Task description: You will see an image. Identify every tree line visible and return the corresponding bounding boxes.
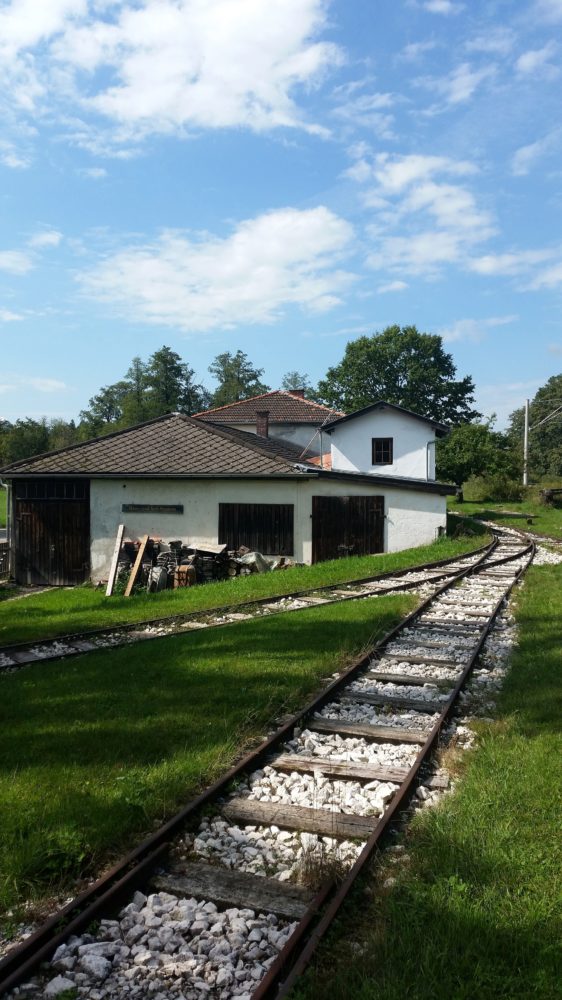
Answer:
[1,327,560,484]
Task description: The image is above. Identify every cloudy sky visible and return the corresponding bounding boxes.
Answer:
[1,0,561,426]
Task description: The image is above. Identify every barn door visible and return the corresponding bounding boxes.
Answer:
[14,480,90,585]
[312,495,384,563]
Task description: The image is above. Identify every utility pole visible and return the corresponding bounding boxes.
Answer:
[523,398,529,487]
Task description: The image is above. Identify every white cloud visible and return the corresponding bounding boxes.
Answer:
[548,342,562,355]
[511,130,560,175]
[419,62,495,106]
[78,166,107,179]
[79,206,355,332]
[400,40,438,61]
[0,0,344,162]
[363,152,477,193]
[352,152,494,278]
[367,229,466,275]
[465,28,515,56]
[468,249,556,276]
[534,0,562,22]
[0,249,33,274]
[0,375,67,394]
[423,0,463,14]
[26,377,67,392]
[0,308,24,322]
[377,280,408,293]
[28,229,63,248]
[0,138,30,168]
[531,260,562,288]
[438,314,517,343]
[333,91,396,135]
[0,0,342,160]
[516,41,558,76]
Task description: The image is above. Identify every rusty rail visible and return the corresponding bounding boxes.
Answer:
[0,538,494,671]
[0,534,535,998]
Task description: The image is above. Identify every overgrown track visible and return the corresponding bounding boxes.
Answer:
[0,532,534,1000]
[0,542,493,673]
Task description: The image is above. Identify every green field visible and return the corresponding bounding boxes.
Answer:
[0,593,415,920]
[449,497,562,540]
[296,562,562,1000]
[0,528,486,646]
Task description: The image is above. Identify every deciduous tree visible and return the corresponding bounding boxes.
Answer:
[280,371,314,394]
[317,325,480,425]
[507,374,562,479]
[209,350,270,407]
[436,420,518,484]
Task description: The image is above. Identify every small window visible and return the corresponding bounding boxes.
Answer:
[372,437,393,465]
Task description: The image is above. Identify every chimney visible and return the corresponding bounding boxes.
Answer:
[256,410,270,438]
[291,388,305,398]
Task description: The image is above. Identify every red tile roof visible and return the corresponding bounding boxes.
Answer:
[194,390,344,425]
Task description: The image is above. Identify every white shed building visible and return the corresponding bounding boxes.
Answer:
[1,407,453,586]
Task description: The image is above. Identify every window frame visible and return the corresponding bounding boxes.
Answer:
[371,437,393,466]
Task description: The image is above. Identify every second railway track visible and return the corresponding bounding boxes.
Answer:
[0,541,494,673]
[1,530,534,999]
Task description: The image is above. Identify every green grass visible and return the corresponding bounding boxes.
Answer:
[0,592,416,919]
[449,497,562,540]
[295,563,562,1000]
[0,531,486,647]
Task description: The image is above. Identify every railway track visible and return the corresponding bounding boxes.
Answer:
[1,530,534,1000]
[0,542,494,673]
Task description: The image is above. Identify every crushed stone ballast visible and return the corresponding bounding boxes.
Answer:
[0,531,534,1000]
[0,542,495,674]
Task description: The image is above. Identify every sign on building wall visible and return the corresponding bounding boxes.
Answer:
[121,503,184,514]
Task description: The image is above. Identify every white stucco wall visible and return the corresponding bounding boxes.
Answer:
[329,409,438,479]
[227,422,324,456]
[90,476,446,580]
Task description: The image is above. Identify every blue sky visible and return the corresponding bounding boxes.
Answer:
[1,0,561,428]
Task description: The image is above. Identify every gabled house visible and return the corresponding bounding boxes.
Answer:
[0,406,453,586]
[322,401,449,480]
[194,390,343,456]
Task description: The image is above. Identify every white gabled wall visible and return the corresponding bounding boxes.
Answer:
[90,476,446,580]
[329,409,438,479]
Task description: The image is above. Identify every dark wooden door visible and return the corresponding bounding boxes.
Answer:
[14,480,90,585]
[312,495,384,563]
[219,503,294,556]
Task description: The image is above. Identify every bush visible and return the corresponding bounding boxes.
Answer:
[464,474,523,503]
[484,474,523,502]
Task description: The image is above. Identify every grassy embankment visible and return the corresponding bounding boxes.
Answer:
[449,496,562,541]
[295,562,562,1000]
[0,523,486,646]
[0,592,416,922]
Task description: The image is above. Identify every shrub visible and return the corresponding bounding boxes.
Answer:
[463,474,523,503]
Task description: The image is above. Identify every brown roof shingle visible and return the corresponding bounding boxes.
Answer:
[194,390,344,425]
[0,413,317,478]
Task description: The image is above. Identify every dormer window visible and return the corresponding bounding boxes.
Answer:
[372,437,393,465]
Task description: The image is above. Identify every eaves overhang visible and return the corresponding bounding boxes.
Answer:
[1,469,455,494]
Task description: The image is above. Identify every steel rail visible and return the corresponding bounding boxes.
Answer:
[261,541,535,999]
[1,535,532,998]
[0,539,494,672]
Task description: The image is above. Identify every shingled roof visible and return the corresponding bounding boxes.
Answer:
[0,413,318,478]
[194,390,344,425]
